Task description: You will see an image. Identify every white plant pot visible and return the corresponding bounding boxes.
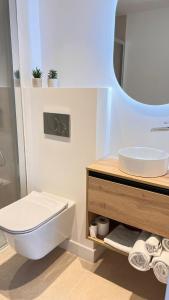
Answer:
[48,78,59,88]
[14,79,20,87]
[32,78,42,88]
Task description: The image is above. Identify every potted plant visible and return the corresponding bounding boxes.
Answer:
[48,69,58,87]
[32,67,42,87]
[14,70,20,87]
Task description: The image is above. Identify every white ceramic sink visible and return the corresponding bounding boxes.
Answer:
[118,147,169,178]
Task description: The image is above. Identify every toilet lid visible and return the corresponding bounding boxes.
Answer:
[0,191,68,234]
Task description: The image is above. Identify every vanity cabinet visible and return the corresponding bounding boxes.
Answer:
[86,159,169,254]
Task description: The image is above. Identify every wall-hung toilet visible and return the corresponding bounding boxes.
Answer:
[0,191,75,259]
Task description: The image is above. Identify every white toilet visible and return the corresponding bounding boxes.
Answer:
[0,191,75,259]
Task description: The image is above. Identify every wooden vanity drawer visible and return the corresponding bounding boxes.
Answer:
[87,176,169,238]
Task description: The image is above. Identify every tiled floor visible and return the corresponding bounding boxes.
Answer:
[0,246,166,300]
[0,233,6,249]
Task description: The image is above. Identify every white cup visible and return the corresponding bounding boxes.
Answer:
[89,222,98,238]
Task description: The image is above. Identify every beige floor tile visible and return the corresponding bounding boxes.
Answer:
[0,246,166,300]
[68,271,132,300]
[93,250,166,300]
[0,246,76,300]
[35,260,88,300]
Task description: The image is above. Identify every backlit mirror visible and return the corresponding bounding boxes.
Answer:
[114,0,169,105]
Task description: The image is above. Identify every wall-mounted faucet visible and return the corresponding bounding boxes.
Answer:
[151,126,169,132]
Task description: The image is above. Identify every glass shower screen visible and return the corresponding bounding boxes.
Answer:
[0,0,26,248]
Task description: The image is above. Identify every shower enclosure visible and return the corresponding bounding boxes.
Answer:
[0,0,26,248]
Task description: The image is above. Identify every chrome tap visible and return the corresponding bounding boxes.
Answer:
[151,126,169,132]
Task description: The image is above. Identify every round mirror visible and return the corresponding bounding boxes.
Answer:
[114,0,169,105]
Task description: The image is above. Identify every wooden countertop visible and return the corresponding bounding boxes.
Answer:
[87,158,169,190]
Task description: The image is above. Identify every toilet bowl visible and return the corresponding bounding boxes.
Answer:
[0,191,75,259]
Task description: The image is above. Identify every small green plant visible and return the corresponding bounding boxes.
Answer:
[48,69,58,79]
[32,67,42,78]
[14,70,20,79]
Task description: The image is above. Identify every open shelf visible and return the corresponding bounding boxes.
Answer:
[88,236,128,256]
[87,212,129,256]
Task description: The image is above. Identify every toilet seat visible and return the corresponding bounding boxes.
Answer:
[0,191,68,234]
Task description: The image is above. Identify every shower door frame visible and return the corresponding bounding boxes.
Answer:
[8,0,27,197]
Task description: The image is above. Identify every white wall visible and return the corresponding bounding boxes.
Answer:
[15,0,114,260]
[16,0,114,87]
[22,88,109,259]
[123,7,169,105]
[16,0,42,87]
[15,0,169,261]
[110,84,169,157]
[39,0,114,87]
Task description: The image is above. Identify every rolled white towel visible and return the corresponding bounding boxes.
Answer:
[104,224,140,254]
[128,231,151,271]
[162,238,169,252]
[152,251,169,284]
[145,234,162,257]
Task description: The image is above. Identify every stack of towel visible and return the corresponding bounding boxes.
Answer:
[104,224,169,284]
[152,251,169,284]
[130,233,169,283]
[149,237,169,284]
[128,231,151,271]
[162,238,169,252]
[145,234,162,256]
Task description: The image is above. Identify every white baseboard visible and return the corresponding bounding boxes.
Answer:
[61,239,105,262]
